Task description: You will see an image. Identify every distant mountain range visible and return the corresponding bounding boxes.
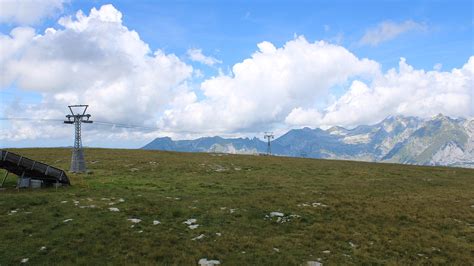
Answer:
[142,114,474,168]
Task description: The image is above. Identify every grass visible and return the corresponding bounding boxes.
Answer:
[0,148,473,265]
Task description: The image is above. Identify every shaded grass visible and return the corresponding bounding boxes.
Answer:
[0,148,473,265]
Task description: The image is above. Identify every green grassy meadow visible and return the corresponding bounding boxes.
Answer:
[0,148,473,265]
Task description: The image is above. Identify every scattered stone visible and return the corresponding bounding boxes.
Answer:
[220,207,227,210]
[270,212,284,217]
[10,210,18,214]
[266,212,300,223]
[21,258,29,263]
[322,250,330,254]
[39,246,46,251]
[312,202,328,207]
[234,167,241,171]
[307,261,322,266]
[273,247,280,252]
[63,219,73,223]
[118,198,125,203]
[184,219,197,225]
[229,208,237,214]
[297,203,310,207]
[189,224,199,230]
[183,218,203,228]
[127,218,141,223]
[349,241,357,248]
[192,234,205,241]
[431,247,441,252]
[109,207,120,212]
[79,205,96,209]
[87,198,93,202]
[101,198,110,201]
[198,258,220,266]
[130,168,139,172]
[216,232,222,236]
[138,230,143,233]
[153,220,161,225]
[175,197,181,200]
[61,201,68,204]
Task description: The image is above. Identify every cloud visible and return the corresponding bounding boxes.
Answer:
[0,0,68,25]
[359,20,426,46]
[160,36,380,133]
[1,4,472,145]
[187,48,222,66]
[0,4,192,140]
[286,56,474,128]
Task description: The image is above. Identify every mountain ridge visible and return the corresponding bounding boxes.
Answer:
[142,114,474,168]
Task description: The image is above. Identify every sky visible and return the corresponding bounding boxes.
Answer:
[0,0,473,148]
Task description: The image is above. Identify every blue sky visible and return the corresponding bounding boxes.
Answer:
[0,0,473,148]
[62,0,472,70]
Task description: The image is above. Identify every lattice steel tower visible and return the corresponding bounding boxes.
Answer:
[64,105,93,173]
[264,132,274,155]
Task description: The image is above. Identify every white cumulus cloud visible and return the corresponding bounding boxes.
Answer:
[0,0,68,25]
[360,20,426,46]
[160,36,380,133]
[286,57,474,128]
[0,4,193,140]
[187,48,222,66]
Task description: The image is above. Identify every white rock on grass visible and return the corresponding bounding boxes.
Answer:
[153,220,161,225]
[270,212,284,217]
[307,261,322,266]
[184,219,197,225]
[109,207,120,212]
[80,205,96,209]
[349,241,357,248]
[322,250,330,254]
[215,232,222,236]
[21,258,29,263]
[273,247,280,252]
[63,219,73,223]
[127,218,142,223]
[61,201,68,204]
[39,246,47,251]
[312,202,328,207]
[192,234,205,241]
[118,198,125,203]
[198,258,220,266]
[189,224,199,230]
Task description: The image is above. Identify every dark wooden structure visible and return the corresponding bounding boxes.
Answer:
[0,149,70,187]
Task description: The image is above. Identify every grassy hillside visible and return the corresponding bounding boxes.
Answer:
[0,148,473,265]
